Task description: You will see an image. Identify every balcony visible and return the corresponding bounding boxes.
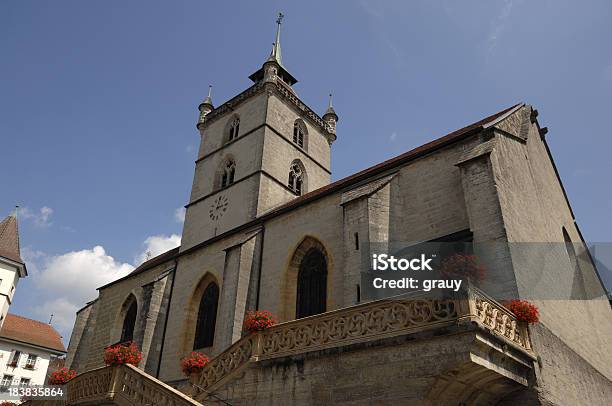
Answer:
[189,283,536,405]
[22,283,537,405]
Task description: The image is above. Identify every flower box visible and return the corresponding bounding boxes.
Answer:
[48,368,77,385]
[506,299,539,324]
[180,352,210,377]
[104,341,142,366]
[243,310,277,333]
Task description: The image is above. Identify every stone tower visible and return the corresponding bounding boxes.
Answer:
[181,14,337,250]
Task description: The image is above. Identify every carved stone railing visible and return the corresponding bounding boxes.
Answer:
[191,284,532,398]
[25,364,202,405]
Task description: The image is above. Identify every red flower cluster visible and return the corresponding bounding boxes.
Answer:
[48,367,77,385]
[104,342,142,366]
[1,401,18,406]
[180,352,210,377]
[440,254,485,283]
[243,310,277,333]
[506,299,539,324]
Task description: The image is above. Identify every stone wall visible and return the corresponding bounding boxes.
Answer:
[65,299,98,373]
[490,106,612,380]
[202,329,533,406]
[82,259,176,375]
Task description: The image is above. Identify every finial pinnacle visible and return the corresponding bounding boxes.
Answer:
[328,93,333,108]
[207,84,212,98]
[272,12,284,65]
[11,205,19,217]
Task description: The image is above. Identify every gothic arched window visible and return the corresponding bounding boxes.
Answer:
[228,117,240,142]
[220,159,236,188]
[194,282,219,349]
[120,298,137,343]
[293,120,306,149]
[288,161,305,195]
[296,248,327,318]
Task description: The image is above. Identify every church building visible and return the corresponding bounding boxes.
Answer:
[65,16,612,406]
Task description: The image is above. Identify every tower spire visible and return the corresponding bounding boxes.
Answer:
[249,12,297,86]
[272,12,284,66]
[197,84,215,128]
[203,84,213,105]
[323,92,339,135]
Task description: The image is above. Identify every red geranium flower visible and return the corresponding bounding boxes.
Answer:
[243,310,277,333]
[48,367,77,385]
[506,299,539,324]
[180,352,210,377]
[104,341,142,366]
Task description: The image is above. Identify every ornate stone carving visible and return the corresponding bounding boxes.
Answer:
[39,364,201,406]
[192,284,533,396]
[192,335,255,397]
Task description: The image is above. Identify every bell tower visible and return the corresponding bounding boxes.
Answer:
[180,14,338,251]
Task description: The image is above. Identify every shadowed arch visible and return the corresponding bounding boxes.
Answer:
[282,237,332,321]
[118,294,138,344]
[182,272,221,353]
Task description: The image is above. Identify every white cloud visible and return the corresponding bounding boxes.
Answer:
[33,298,80,337]
[175,207,186,223]
[390,132,398,142]
[17,206,54,227]
[134,234,181,265]
[36,246,134,304]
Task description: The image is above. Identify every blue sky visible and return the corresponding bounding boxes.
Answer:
[1,0,611,342]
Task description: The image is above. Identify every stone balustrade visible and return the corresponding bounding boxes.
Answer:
[25,285,531,405]
[191,283,532,399]
[24,363,201,406]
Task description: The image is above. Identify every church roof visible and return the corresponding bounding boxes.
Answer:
[0,213,24,266]
[0,313,66,353]
[97,246,180,290]
[262,103,524,218]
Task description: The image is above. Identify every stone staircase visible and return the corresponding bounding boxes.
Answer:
[25,283,534,405]
[189,283,534,402]
[24,363,202,406]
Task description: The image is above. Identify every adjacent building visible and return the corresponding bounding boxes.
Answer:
[0,212,27,328]
[0,314,66,389]
[0,212,66,390]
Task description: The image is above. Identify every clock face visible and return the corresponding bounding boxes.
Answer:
[209,195,229,221]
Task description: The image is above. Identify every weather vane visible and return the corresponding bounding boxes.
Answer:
[276,12,284,26]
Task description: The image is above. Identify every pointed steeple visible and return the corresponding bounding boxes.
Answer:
[0,208,24,266]
[197,84,215,128]
[203,84,213,106]
[249,12,297,86]
[323,93,339,135]
[324,93,338,119]
[271,12,284,66]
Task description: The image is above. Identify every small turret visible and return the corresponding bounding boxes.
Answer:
[197,85,214,129]
[322,93,338,135]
